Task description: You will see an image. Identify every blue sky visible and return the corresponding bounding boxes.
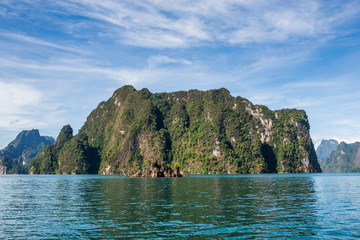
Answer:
[1,0,360,148]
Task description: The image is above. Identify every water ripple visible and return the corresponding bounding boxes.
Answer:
[1,174,360,239]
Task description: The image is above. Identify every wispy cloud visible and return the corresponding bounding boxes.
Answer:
[280,80,340,89]
[0,57,122,81]
[0,32,90,55]
[0,55,196,87]
[147,55,192,68]
[1,1,359,50]
[21,0,356,48]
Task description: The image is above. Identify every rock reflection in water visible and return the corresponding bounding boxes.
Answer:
[77,175,318,239]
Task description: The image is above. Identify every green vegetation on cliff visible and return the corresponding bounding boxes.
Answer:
[30,86,321,175]
[30,125,73,174]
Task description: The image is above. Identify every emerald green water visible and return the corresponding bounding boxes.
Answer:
[0,174,359,239]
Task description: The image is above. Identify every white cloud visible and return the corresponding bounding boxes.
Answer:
[0,81,42,129]
[0,76,87,140]
[0,76,68,136]
[0,81,41,113]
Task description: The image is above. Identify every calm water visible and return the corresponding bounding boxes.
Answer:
[0,174,360,239]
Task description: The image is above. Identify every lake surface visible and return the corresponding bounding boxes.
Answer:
[0,174,360,239]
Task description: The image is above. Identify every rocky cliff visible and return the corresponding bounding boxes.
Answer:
[30,86,321,175]
[320,141,360,173]
[0,129,55,174]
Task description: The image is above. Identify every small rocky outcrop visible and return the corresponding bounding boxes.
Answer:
[131,161,183,178]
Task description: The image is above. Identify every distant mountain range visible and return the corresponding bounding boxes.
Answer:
[30,85,321,175]
[316,140,360,173]
[0,129,55,174]
[316,139,339,160]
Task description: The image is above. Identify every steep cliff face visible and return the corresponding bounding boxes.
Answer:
[0,129,55,174]
[31,86,321,175]
[321,142,360,173]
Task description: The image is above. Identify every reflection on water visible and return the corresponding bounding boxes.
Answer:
[0,174,360,239]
